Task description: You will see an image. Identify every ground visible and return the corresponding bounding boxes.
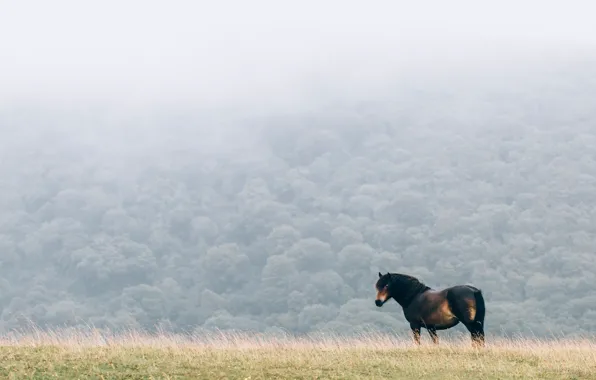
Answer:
[0,330,594,379]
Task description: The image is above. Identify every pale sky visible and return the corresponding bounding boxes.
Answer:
[1,0,595,108]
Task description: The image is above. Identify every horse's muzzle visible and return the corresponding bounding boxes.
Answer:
[375,300,383,307]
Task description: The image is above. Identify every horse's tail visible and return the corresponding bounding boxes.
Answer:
[472,288,486,326]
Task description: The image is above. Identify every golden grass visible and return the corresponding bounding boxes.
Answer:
[0,328,595,379]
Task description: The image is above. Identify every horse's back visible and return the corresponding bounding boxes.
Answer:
[447,284,480,295]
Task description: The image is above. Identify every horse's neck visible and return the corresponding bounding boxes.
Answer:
[395,282,430,308]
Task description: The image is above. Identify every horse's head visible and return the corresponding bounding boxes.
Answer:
[375,272,393,307]
[375,272,431,308]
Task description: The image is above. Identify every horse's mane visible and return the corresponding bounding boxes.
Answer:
[388,273,431,307]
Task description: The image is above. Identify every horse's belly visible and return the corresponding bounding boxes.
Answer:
[434,318,460,330]
[424,315,458,327]
[422,301,458,326]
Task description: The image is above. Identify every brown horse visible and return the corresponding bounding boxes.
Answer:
[375,272,485,347]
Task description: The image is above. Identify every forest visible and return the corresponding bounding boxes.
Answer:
[1,55,596,339]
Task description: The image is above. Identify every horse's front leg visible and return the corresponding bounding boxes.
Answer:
[410,323,421,345]
[428,327,439,345]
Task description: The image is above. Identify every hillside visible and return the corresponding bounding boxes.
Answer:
[1,56,596,338]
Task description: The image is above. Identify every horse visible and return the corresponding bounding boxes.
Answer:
[374,272,486,347]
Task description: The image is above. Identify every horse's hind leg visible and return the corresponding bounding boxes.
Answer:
[447,289,485,348]
[460,303,485,348]
[465,323,485,348]
[469,289,486,348]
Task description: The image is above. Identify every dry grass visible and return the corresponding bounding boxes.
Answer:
[0,327,595,379]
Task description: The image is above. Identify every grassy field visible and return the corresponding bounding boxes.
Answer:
[0,329,595,379]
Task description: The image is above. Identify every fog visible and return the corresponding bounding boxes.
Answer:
[1,1,596,338]
[2,0,596,109]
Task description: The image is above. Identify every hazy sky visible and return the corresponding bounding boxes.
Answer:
[1,0,595,108]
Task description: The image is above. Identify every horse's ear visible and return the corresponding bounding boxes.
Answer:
[378,272,383,278]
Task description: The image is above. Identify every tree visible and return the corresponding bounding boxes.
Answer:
[285,238,334,272]
[199,243,252,293]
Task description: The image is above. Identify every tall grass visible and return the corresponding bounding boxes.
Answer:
[1,325,594,350]
[1,326,595,379]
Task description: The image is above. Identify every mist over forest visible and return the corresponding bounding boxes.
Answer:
[2,1,596,340]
